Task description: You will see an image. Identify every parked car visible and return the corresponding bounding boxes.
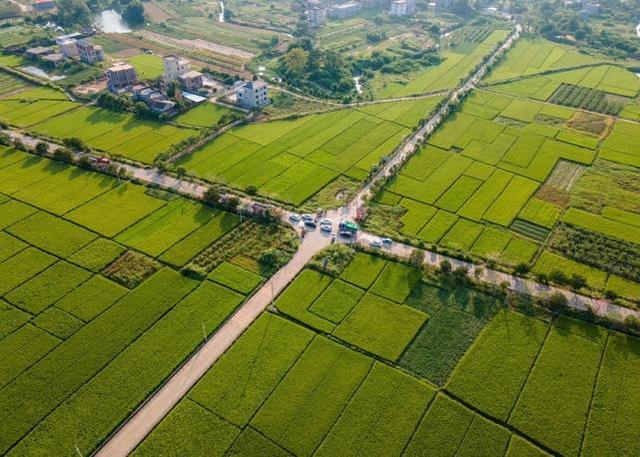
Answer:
[304,220,317,229]
[320,223,332,233]
[369,239,383,248]
[289,213,301,223]
[381,238,393,246]
[301,214,314,223]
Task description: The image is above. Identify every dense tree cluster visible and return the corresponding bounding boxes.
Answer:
[520,0,639,59]
[278,39,353,97]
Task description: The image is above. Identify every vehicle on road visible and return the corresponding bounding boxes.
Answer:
[381,238,393,246]
[369,239,383,248]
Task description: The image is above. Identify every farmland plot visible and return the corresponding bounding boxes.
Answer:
[484,37,603,83]
[177,97,441,205]
[489,64,640,100]
[372,30,510,99]
[274,254,427,361]
[364,85,640,288]
[0,152,279,455]
[32,106,199,163]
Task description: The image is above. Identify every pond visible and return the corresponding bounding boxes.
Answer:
[95,9,131,33]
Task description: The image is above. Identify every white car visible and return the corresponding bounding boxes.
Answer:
[381,238,393,246]
[320,218,332,225]
[320,223,332,233]
[289,213,301,223]
[369,239,383,248]
[301,214,315,223]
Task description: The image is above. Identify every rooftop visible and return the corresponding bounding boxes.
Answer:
[42,53,65,61]
[179,70,203,79]
[108,62,135,72]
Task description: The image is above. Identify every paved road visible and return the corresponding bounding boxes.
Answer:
[356,232,640,322]
[95,228,331,457]
[6,23,638,454]
[350,24,522,212]
[8,127,635,324]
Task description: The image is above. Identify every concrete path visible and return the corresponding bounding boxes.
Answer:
[95,229,331,457]
[356,232,640,322]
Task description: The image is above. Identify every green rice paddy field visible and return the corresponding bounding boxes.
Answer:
[134,250,640,457]
[176,96,443,206]
[0,73,200,163]
[489,63,640,100]
[0,145,282,455]
[370,29,510,99]
[484,36,605,83]
[368,84,640,300]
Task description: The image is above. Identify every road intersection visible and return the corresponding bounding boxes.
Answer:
[4,22,638,455]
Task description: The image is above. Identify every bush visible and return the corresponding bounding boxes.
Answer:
[549,269,568,285]
[13,138,26,151]
[35,141,49,156]
[439,260,452,274]
[547,292,568,312]
[63,137,86,152]
[202,187,221,207]
[514,263,531,277]
[408,249,424,268]
[624,315,640,334]
[53,148,74,163]
[245,185,258,196]
[569,274,587,291]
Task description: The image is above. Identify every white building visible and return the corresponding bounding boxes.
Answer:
[76,39,104,64]
[163,55,190,83]
[237,80,269,110]
[107,62,139,92]
[328,1,362,18]
[308,6,327,26]
[390,0,416,16]
[57,38,79,58]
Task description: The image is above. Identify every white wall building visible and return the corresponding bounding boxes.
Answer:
[308,6,327,26]
[57,38,79,58]
[328,1,362,18]
[163,55,190,83]
[237,80,269,109]
[390,0,416,16]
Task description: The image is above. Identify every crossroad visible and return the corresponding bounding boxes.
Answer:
[4,22,637,456]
